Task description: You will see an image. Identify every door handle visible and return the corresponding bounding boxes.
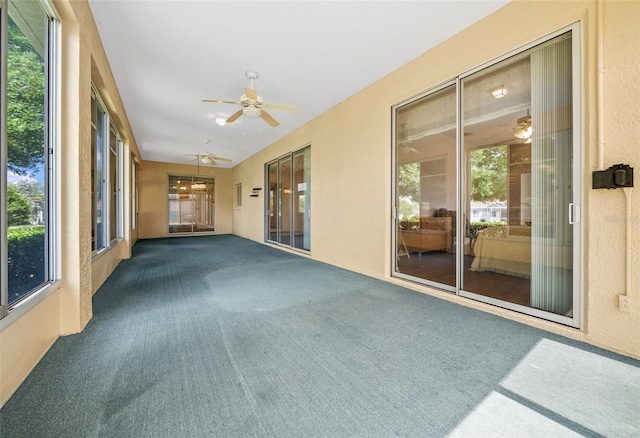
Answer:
[569,203,580,224]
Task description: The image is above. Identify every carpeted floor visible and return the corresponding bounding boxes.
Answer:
[1,235,638,437]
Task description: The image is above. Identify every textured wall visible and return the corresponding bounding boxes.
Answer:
[586,0,640,357]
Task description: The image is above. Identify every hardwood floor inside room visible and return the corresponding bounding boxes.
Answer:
[397,251,530,307]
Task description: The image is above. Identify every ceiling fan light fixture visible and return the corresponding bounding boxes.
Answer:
[513,115,533,140]
[243,106,261,119]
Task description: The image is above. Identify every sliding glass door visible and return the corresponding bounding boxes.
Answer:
[168,175,215,234]
[395,84,457,289]
[393,28,580,326]
[266,145,311,251]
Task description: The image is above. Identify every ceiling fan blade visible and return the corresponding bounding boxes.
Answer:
[244,87,258,101]
[261,111,279,127]
[263,102,298,113]
[203,153,232,163]
[202,99,240,105]
[226,110,243,124]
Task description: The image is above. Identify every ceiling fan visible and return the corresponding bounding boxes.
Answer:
[397,123,419,154]
[481,112,533,144]
[399,143,419,154]
[202,70,297,127]
[185,152,232,166]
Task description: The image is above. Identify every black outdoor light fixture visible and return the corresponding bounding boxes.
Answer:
[592,164,634,189]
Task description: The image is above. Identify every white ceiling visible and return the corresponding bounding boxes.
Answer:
[88,0,510,168]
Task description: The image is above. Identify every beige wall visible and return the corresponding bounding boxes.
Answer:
[587,0,640,356]
[137,160,233,238]
[232,0,640,359]
[0,293,59,405]
[0,0,141,405]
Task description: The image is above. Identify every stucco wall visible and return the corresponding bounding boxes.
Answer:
[586,0,640,356]
[137,160,233,239]
[232,0,640,358]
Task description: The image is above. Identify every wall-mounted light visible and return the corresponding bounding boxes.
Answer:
[491,87,508,99]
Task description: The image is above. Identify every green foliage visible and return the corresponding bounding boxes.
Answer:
[398,196,419,222]
[7,226,45,302]
[469,221,506,238]
[470,145,507,202]
[7,18,45,175]
[14,179,45,215]
[398,162,420,202]
[399,216,420,230]
[7,184,32,226]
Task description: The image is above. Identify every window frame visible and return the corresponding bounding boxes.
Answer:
[167,174,216,234]
[234,183,242,209]
[131,154,137,231]
[108,122,122,245]
[264,144,311,252]
[1,0,60,322]
[91,87,123,257]
[91,89,107,254]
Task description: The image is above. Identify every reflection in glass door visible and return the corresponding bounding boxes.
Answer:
[293,147,311,250]
[268,162,278,241]
[394,29,579,326]
[279,155,292,245]
[395,85,457,289]
[462,32,575,318]
[266,145,311,251]
[168,175,215,234]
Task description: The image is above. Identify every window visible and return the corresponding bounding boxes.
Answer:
[235,183,242,209]
[2,0,58,314]
[168,175,215,233]
[109,124,122,244]
[131,155,137,230]
[394,28,580,327]
[91,92,105,252]
[91,90,123,254]
[266,145,311,251]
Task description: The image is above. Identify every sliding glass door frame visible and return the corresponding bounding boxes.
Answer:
[392,80,458,294]
[167,174,216,234]
[392,23,582,328]
[265,145,311,252]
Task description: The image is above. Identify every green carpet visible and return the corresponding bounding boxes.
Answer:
[1,235,638,437]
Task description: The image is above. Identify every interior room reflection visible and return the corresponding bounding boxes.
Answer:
[396,32,573,316]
